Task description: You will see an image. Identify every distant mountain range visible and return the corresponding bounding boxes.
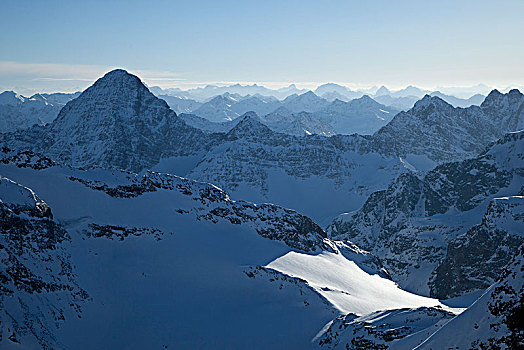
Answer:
[149,81,497,102]
[1,69,522,349]
[0,90,80,131]
[0,81,489,135]
[2,70,522,225]
[180,93,399,135]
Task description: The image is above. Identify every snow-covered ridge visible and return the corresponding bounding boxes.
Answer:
[369,89,524,162]
[182,93,399,135]
[328,130,524,297]
[0,147,327,252]
[0,176,87,348]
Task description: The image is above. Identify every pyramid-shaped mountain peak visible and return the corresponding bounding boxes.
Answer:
[226,112,273,139]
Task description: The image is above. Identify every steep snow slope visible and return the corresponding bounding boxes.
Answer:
[328,130,524,297]
[0,151,454,349]
[267,247,450,316]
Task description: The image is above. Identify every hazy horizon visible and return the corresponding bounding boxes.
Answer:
[0,64,521,98]
[1,0,523,94]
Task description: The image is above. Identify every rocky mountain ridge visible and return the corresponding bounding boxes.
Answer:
[328,130,524,297]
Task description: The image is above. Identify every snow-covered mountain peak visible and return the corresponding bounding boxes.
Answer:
[50,68,173,133]
[226,112,273,139]
[70,68,162,107]
[480,89,503,106]
[0,90,25,105]
[0,69,217,171]
[412,94,453,110]
[28,93,47,102]
[297,90,320,100]
[375,85,390,96]
[481,88,523,109]
[348,94,380,107]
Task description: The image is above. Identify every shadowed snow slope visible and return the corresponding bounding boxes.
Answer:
[0,150,455,349]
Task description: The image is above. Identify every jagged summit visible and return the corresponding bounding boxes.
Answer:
[481,88,523,108]
[0,90,25,105]
[93,68,142,87]
[0,69,216,171]
[480,89,503,106]
[412,94,453,110]
[371,89,524,162]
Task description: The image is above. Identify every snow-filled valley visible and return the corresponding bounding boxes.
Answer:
[1,69,522,349]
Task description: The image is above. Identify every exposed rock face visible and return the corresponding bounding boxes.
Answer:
[3,73,523,179]
[2,70,216,172]
[1,147,327,253]
[188,114,375,188]
[184,114,406,223]
[369,89,524,162]
[0,176,87,349]
[70,167,328,252]
[328,131,524,297]
[430,196,524,299]
[418,245,524,349]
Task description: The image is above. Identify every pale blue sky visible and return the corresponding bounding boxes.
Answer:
[1,0,523,93]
